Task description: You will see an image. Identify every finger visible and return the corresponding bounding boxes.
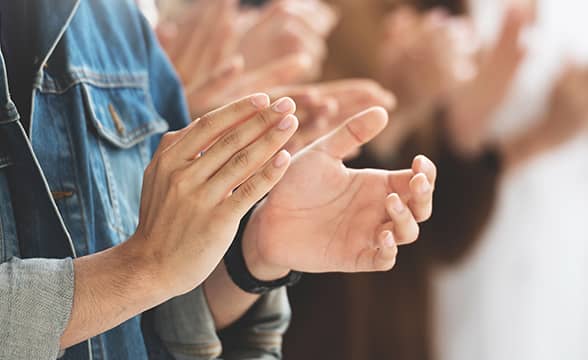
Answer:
[318,107,388,159]
[191,97,297,182]
[187,56,245,116]
[235,53,314,94]
[166,93,271,166]
[385,169,414,199]
[374,231,399,270]
[408,173,434,223]
[279,20,328,63]
[153,130,184,160]
[412,155,437,186]
[199,0,239,73]
[317,80,397,111]
[221,150,291,218]
[353,232,398,272]
[260,0,338,36]
[384,193,420,245]
[175,1,220,79]
[155,22,178,55]
[206,114,299,203]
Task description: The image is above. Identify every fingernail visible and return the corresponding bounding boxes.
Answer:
[419,178,431,193]
[417,156,430,172]
[277,114,297,131]
[382,231,395,247]
[391,194,405,213]
[251,93,270,109]
[273,150,290,168]
[272,98,295,113]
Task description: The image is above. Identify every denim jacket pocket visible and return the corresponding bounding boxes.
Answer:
[81,81,168,240]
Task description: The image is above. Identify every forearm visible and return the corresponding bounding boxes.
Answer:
[499,120,549,173]
[203,212,289,330]
[60,239,169,349]
[203,262,260,330]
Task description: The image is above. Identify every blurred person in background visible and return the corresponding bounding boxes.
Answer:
[0,0,437,359]
[150,0,398,154]
[434,1,588,359]
[286,0,588,359]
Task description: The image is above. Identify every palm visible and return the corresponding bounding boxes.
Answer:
[254,110,414,273]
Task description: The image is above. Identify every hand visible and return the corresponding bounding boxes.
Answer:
[269,79,397,154]
[537,64,588,148]
[446,3,533,155]
[127,94,300,296]
[187,53,315,117]
[241,108,437,280]
[237,0,338,75]
[502,64,588,169]
[378,6,478,112]
[157,0,239,88]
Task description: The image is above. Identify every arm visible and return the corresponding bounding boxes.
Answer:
[59,242,168,349]
[57,93,299,352]
[0,258,74,359]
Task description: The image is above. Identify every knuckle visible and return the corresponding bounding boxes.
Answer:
[157,152,174,173]
[262,128,277,145]
[221,130,241,148]
[197,114,216,131]
[232,149,250,168]
[239,180,257,200]
[261,166,276,183]
[257,109,275,128]
[160,131,177,146]
[169,169,189,193]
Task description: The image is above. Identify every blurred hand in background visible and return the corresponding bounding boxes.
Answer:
[445,3,532,156]
[156,0,337,117]
[501,63,588,169]
[154,0,397,157]
[377,6,478,115]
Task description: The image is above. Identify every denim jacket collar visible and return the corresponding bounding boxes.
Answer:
[29,0,80,73]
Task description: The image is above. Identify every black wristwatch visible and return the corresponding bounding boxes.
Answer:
[224,210,302,295]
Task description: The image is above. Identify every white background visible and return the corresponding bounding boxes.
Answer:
[434,1,588,359]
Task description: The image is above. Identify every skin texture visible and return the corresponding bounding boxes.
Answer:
[60,98,436,347]
[157,0,337,117]
[205,107,437,329]
[60,93,298,348]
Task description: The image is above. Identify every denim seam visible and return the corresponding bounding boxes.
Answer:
[80,82,168,148]
[38,68,148,94]
[97,140,126,238]
[61,104,92,256]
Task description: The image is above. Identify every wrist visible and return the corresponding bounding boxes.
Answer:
[117,235,177,300]
[241,208,291,282]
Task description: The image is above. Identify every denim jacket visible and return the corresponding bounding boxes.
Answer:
[0,0,289,359]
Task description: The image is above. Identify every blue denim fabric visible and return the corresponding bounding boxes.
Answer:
[0,1,290,359]
[0,0,186,359]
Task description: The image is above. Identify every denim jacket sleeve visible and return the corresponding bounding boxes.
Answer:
[0,257,75,360]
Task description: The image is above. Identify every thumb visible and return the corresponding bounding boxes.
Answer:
[315,107,389,159]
